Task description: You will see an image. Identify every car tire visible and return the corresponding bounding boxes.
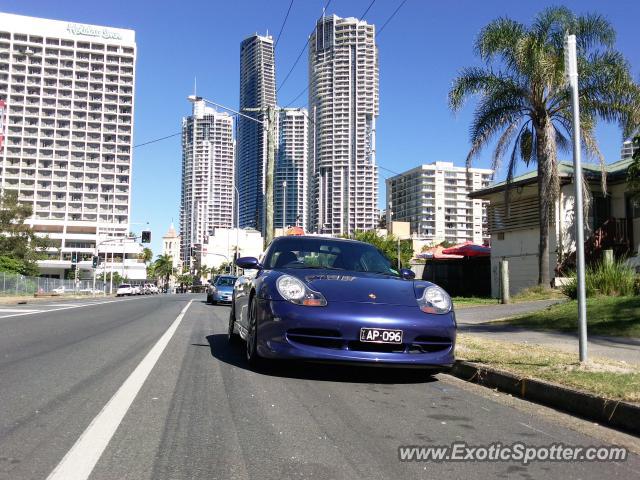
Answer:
[246,298,262,369]
[212,300,217,305]
[228,307,240,345]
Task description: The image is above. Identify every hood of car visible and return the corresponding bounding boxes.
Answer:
[214,285,234,293]
[288,270,418,306]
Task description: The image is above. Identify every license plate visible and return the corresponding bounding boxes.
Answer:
[360,328,403,344]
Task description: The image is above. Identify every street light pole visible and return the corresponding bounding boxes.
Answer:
[565,34,588,363]
[234,185,240,276]
[283,180,287,231]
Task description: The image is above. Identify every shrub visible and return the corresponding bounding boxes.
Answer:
[561,259,637,299]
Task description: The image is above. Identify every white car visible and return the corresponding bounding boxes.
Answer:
[132,285,142,295]
[146,284,159,294]
[116,284,133,297]
[52,286,66,294]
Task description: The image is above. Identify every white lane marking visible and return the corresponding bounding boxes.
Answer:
[46,299,193,480]
[0,308,42,313]
[0,297,148,319]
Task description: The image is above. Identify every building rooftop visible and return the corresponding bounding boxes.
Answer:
[470,159,632,198]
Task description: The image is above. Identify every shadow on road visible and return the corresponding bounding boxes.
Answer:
[199,334,439,385]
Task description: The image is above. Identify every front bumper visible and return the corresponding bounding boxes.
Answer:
[213,291,233,303]
[254,298,456,367]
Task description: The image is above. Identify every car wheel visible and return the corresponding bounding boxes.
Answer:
[246,298,262,369]
[228,306,240,345]
[212,299,217,305]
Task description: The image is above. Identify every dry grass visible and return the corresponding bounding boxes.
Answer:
[456,333,640,403]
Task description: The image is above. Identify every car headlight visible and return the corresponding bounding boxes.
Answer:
[417,285,451,314]
[276,275,327,307]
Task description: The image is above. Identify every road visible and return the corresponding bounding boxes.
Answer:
[0,294,638,479]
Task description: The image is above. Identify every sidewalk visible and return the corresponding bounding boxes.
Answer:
[456,300,640,365]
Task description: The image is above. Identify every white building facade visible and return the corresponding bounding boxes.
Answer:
[201,227,263,272]
[179,98,234,264]
[386,162,493,244]
[308,15,379,235]
[275,108,308,229]
[0,13,136,278]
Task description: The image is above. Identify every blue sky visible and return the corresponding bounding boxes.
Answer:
[5,0,640,255]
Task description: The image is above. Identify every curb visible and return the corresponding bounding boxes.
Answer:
[448,361,640,437]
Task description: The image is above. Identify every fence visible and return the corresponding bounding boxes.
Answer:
[0,272,108,296]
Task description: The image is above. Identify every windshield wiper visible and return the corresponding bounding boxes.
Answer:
[286,265,345,270]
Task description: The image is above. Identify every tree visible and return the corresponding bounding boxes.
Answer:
[110,271,128,287]
[141,247,153,264]
[153,254,175,289]
[199,265,211,282]
[343,230,413,270]
[449,7,640,286]
[0,191,52,275]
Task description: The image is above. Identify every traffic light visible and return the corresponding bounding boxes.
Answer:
[71,251,78,264]
[92,255,100,268]
[141,230,151,243]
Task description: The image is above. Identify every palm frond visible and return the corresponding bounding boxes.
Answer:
[475,17,525,66]
[449,68,526,112]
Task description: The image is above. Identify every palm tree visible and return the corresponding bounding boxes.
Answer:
[449,7,640,285]
[153,254,175,291]
[199,265,211,282]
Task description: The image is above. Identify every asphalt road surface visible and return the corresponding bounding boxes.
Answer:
[0,294,638,479]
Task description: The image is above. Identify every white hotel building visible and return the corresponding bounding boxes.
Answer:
[386,162,494,245]
[0,13,144,280]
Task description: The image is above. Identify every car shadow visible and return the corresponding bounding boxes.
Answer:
[202,334,439,385]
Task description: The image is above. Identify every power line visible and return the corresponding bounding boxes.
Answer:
[360,0,377,20]
[133,132,181,148]
[376,0,408,37]
[284,85,308,108]
[276,0,332,93]
[274,0,295,47]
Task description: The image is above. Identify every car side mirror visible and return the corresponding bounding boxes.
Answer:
[236,256,263,270]
[400,268,415,280]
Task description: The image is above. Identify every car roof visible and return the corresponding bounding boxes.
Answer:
[270,235,366,246]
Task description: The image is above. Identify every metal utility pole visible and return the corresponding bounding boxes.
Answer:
[565,34,588,362]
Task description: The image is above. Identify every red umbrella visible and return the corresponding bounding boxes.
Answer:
[442,243,490,257]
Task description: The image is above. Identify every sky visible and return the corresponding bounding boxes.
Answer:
[5,0,640,255]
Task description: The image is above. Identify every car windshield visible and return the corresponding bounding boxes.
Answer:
[264,238,399,276]
[216,277,236,287]
[119,284,131,288]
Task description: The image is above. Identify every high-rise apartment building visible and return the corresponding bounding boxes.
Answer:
[386,162,493,244]
[180,97,234,264]
[0,13,137,278]
[621,139,638,161]
[275,108,308,229]
[308,15,379,235]
[237,33,275,231]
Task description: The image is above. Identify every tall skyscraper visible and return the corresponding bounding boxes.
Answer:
[180,98,234,264]
[237,33,276,231]
[0,12,137,278]
[275,108,308,229]
[308,15,379,235]
[386,162,493,245]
